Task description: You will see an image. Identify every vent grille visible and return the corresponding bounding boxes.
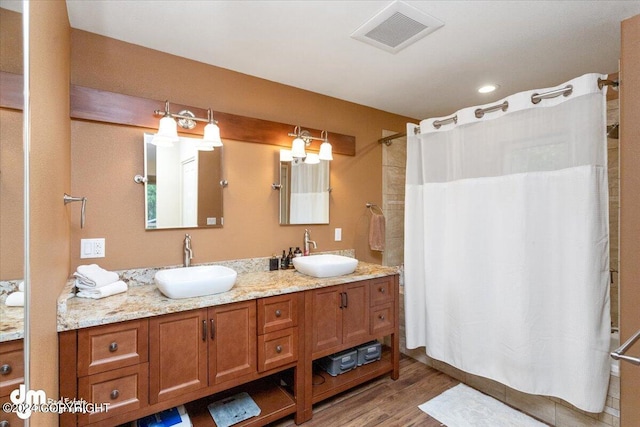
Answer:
[352,1,444,54]
[364,12,429,48]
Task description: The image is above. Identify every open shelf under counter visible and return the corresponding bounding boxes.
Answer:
[185,376,296,427]
[311,345,393,404]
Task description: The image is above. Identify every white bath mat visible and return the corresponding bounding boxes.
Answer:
[419,384,547,427]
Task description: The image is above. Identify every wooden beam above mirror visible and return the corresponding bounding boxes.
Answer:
[0,71,356,156]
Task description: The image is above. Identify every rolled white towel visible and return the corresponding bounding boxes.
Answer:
[5,291,24,307]
[76,280,128,299]
[18,281,24,291]
[74,264,119,288]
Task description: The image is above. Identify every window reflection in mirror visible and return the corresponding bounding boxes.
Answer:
[143,133,224,229]
[279,159,330,224]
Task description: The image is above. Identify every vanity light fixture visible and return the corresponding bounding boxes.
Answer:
[319,130,333,161]
[199,109,223,151]
[152,100,223,150]
[151,101,180,147]
[287,126,333,161]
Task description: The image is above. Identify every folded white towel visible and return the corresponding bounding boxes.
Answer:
[5,291,24,307]
[18,281,24,292]
[74,264,119,288]
[76,280,128,299]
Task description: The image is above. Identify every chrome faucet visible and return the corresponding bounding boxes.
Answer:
[183,234,193,267]
[303,229,317,256]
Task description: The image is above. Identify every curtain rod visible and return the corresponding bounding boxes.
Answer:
[378,132,407,146]
[380,78,618,143]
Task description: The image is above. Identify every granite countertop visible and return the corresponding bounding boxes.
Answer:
[0,305,23,342]
[55,260,398,333]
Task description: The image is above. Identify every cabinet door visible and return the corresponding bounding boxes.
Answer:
[149,309,208,404]
[342,281,370,345]
[311,287,343,354]
[0,340,23,397]
[208,301,257,385]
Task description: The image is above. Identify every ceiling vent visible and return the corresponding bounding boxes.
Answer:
[351,1,444,54]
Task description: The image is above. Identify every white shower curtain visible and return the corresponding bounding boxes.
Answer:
[404,73,610,412]
[290,160,329,223]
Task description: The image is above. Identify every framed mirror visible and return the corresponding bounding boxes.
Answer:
[278,158,330,224]
[144,133,224,229]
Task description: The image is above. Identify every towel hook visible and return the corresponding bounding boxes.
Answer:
[64,193,87,228]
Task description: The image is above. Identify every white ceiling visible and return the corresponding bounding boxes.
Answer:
[7,1,640,119]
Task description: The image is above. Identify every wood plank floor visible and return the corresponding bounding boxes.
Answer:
[270,355,459,427]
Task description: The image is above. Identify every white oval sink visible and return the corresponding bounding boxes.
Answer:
[155,265,237,299]
[292,254,358,278]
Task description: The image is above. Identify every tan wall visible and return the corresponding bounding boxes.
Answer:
[69,30,414,271]
[619,13,640,427]
[0,8,24,280]
[0,109,23,280]
[28,2,71,426]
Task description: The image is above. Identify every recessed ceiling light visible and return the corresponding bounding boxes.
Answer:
[478,84,499,94]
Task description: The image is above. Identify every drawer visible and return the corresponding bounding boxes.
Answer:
[1,394,25,427]
[370,277,394,307]
[257,294,298,334]
[0,340,24,397]
[370,304,394,336]
[78,319,148,377]
[257,327,298,372]
[78,363,148,425]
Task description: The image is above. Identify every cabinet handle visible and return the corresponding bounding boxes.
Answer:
[210,319,215,340]
[202,320,207,342]
[379,287,385,294]
[275,309,282,317]
[276,345,282,354]
[339,292,345,309]
[0,420,9,427]
[110,389,119,400]
[379,314,385,321]
[0,364,11,375]
[344,292,348,308]
[108,342,118,352]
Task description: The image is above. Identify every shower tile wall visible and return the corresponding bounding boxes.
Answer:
[381,130,406,268]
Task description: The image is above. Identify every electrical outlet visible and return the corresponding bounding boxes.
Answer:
[81,238,105,259]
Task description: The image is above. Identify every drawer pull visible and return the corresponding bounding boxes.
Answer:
[0,364,11,375]
[0,420,9,427]
[379,287,385,293]
[379,315,385,321]
[110,389,119,400]
[275,309,282,317]
[108,342,118,352]
[275,345,283,354]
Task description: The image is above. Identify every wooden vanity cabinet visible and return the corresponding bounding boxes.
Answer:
[149,309,208,403]
[149,300,257,403]
[257,293,299,373]
[58,273,397,426]
[310,281,371,356]
[302,275,400,423]
[207,301,257,385]
[1,339,25,427]
[56,320,150,426]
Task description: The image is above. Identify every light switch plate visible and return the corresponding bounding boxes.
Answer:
[334,228,342,241]
[80,238,105,258]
